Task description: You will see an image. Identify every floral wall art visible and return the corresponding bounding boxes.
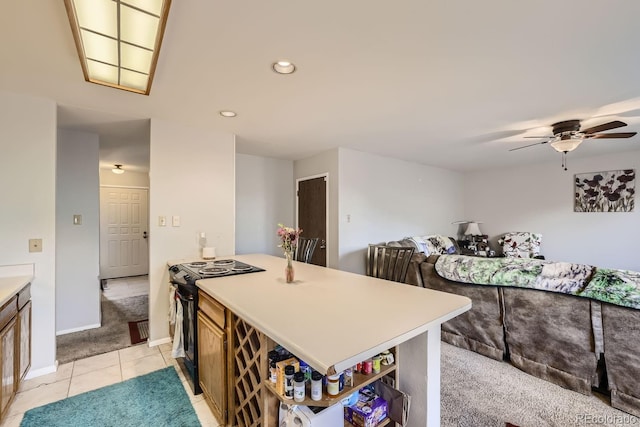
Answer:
[574,169,635,212]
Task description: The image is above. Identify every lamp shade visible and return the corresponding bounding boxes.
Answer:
[464,222,482,236]
[112,164,125,174]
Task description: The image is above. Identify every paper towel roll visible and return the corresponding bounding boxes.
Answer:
[202,247,216,259]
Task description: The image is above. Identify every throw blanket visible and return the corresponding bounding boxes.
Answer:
[435,255,640,310]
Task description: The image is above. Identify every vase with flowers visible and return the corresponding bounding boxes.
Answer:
[277,223,302,283]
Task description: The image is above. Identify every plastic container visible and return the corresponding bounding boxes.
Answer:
[284,365,295,399]
[326,373,341,397]
[269,361,277,384]
[311,371,323,401]
[293,372,306,402]
[372,355,381,374]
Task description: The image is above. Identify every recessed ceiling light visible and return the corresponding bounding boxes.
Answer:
[219,111,237,117]
[272,61,296,74]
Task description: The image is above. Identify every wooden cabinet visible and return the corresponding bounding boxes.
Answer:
[0,283,31,422]
[18,300,31,381]
[0,317,16,416]
[197,292,227,425]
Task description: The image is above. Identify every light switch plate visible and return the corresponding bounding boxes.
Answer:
[172,216,180,227]
[73,214,82,225]
[29,238,42,253]
[159,216,167,227]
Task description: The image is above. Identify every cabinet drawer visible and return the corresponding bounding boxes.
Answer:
[17,284,31,310]
[0,296,17,332]
[198,291,225,329]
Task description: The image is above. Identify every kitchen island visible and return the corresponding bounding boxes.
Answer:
[195,254,471,427]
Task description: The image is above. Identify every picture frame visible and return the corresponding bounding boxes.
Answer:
[574,169,635,212]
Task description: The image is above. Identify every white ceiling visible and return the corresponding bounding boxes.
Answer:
[3,1,640,172]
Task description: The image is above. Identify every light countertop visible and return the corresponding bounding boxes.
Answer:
[195,253,471,375]
[0,276,32,307]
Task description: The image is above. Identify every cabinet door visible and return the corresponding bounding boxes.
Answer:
[197,311,226,424]
[0,318,17,417]
[18,301,31,381]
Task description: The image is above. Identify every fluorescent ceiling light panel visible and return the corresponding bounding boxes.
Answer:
[64,0,172,95]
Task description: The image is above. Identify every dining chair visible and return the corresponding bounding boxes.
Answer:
[294,237,320,263]
[366,245,415,283]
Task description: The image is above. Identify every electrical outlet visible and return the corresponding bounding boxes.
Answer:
[29,238,42,253]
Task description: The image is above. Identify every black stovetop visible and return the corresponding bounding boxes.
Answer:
[169,259,265,286]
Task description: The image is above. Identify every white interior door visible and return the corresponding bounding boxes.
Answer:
[99,187,149,279]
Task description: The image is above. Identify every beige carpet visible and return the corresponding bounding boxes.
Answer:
[441,342,639,426]
[56,294,148,364]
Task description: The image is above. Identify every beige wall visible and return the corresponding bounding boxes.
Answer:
[0,92,57,376]
[148,119,235,344]
[465,150,640,271]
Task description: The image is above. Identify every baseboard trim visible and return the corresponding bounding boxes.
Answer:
[148,337,171,347]
[56,323,101,336]
[24,361,58,380]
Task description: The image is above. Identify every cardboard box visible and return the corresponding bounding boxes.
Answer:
[344,391,388,427]
[275,357,299,395]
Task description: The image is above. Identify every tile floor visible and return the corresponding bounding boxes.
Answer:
[3,276,220,425]
[1,343,221,426]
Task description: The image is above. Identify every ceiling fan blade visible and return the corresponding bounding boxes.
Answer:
[582,120,627,134]
[523,135,553,139]
[509,141,549,151]
[587,132,637,139]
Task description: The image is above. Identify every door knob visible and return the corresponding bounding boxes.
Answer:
[320,239,326,249]
[143,231,148,239]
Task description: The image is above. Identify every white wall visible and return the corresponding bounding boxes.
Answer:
[56,130,100,334]
[0,92,57,375]
[99,169,150,187]
[148,119,235,343]
[465,151,640,271]
[294,149,340,268]
[236,154,294,256]
[338,148,465,274]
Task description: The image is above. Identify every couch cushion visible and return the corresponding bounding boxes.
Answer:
[499,232,542,258]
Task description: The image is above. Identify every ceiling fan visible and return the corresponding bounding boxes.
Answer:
[509,119,637,170]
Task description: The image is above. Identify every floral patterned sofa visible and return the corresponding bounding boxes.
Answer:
[416,254,640,417]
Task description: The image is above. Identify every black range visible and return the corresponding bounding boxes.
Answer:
[168,258,265,395]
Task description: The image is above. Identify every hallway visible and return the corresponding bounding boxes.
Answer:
[56,275,149,364]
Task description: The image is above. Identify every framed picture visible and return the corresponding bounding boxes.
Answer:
[574,169,635,212]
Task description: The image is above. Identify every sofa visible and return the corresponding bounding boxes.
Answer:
[384,247,640,417]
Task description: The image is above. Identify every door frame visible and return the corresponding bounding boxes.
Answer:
[99,184,150,280]
[295,173,329,266]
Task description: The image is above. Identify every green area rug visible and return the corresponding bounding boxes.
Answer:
[21,367,201,427]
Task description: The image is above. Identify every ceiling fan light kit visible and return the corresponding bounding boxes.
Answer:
[550,135,583,153]
[510,118,637,170]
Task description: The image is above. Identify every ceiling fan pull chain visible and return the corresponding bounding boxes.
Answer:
[562,152,568,171]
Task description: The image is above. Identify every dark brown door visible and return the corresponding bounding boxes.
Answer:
[297,176,327,266]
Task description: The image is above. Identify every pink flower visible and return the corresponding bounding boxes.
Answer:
[277,223,302,254]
